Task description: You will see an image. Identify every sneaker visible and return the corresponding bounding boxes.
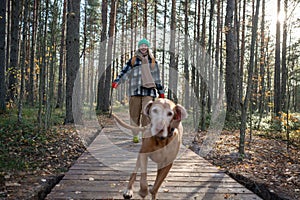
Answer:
[133,135,139,143]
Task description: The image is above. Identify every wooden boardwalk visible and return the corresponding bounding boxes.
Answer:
[46,122,261,200]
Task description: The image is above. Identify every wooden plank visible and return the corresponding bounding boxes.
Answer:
[51,184,253,194]
[73,168,223,173]
[47,191,261,200]
[61,174,237,183]
[46,124,261,200]
[50,180,246,188]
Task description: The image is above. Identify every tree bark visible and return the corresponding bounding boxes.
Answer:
[184,0,190,109]
[162,0,167,85]
[38,0,49,128]
[258,0,266,129]
[28,0,38,106]
[103,0,117,112]
[0,0,6,113]
[65,0,81,124]
[143,0,147,38]
[96,0,108,111]
[281,0,288,112]
[56,0,67,109]
[225,0,238,120]
[239,0,246,108]
[274,0,281,116]
[18,0,30,122]
[200,0,208,131]
[8,0,21,102]
[153,0,157,57]
[45,0,58,128]
[214,0,221,103]
[239,0,261,155]
[168,0,178,103]
[207,0,215,113]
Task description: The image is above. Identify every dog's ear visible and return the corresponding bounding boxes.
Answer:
[144,101,153,116]
[173,104,188,121]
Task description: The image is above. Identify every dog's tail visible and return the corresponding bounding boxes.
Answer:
[111,113,148,132]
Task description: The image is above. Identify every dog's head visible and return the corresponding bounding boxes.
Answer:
[144,98,188,139]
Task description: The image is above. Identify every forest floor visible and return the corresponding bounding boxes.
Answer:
[0,114,299,200]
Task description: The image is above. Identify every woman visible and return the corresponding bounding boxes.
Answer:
[112,38,165,143]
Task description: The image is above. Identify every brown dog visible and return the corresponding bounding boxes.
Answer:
[112,98,188,200]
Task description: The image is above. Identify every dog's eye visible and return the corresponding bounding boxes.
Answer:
[152,108,158,114]
[167,111,173,117]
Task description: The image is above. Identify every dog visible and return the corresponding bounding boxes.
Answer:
[112,98,188,200]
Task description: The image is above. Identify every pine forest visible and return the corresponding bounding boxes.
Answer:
[0,0,299,199]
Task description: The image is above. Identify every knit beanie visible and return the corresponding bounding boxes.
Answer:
[138,38,150,48]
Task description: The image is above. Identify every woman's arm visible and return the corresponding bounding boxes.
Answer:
[113,58,133,84]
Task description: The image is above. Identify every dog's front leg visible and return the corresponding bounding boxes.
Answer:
[150,163,173,200]
[123,172,136,199]
[138,153,149,198]
[123,155,141,199]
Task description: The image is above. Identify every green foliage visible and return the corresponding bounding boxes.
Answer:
[251,112,300,146]
[224,112,240,130]
[0,107,65,172]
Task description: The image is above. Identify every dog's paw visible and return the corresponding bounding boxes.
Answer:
[123,189,133,199]
[149,186,157,199]
[149,184,154,194]
[138,189,148,198]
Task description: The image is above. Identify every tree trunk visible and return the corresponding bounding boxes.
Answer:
[153,0,157,57]
[281,0,288,112]
[219,0,224,99]
[214,0,221,103]
[194,0,201,131]
[162,0,167,85]
[184,0,189,109]
[65,0,81,124]
[130,1,134,58]
[266,34,271,113]
[239,0,246,107]
[258,0,266,129]
[89,49,95,119]
[274,0,281,116]
[38,0,49,128]
[207,0,215,113]
[200,0,208,131]
[45,0,58,128]
[0,0,6,113]
[239,0,261,155]
[56,0,67,109]
[28,0,38,106]
[96,0,108,111]
[103,0,117,112]
[225,0,238,121]
[168,0,177,103]
[18,0,29,122]
[81,1,88,105]
[8,0,21,103]
[143,0,147,38]
[235,0,241,106]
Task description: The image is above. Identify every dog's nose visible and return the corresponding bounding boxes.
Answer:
[159,136,167,140]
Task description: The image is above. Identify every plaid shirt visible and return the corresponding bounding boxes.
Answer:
[114,56,164,97]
